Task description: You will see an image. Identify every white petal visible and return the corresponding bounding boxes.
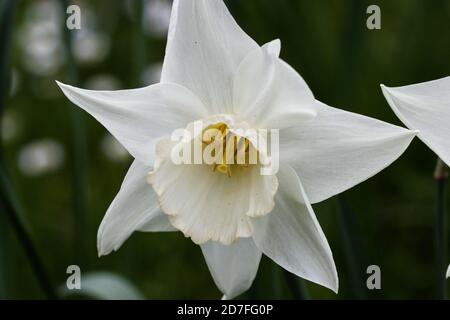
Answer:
[201,238,262,299]
[252,165,338,292]
[161,0,258,114]
[97,160,174,256]
[281,100,417,204]
[381,77,450,165]
[447,265,450,279]
[57,81,207,165]
[233,40,316,129]
[148,139,278,245]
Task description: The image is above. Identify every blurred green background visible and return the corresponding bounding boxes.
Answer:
[0,0,449,299]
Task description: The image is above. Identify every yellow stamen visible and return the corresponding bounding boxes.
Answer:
[202,123,254,177]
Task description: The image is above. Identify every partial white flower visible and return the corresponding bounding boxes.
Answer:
[381,77,450,166]
[447,264,450,279]
[57,0,416,298]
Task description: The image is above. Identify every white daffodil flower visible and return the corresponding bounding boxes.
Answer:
[381,77,450,287]
[381,77,450,165]
[57,0,416,299]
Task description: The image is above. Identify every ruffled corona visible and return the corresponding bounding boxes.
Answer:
[147,118,279,245]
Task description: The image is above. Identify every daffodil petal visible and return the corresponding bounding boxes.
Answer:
[446,265,450,279]
[233,40,316,129]
[201,238,262,299]
[281,100,417,204]
[97,160,174,256]
[381,77,450,165]
[57,81,207,166]
[162,0,258,114]
[252,165,338,293]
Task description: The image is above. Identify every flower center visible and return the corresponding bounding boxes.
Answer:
[202,122,256,177]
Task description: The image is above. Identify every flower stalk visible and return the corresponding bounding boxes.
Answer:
[0,169,57,299]
[337,195,367,299]
[434,157,448,299]
[0,0,14,299]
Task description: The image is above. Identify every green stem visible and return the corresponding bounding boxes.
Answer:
[0,0,14,299]
[337,195,367,299]
[61,0,89,266]
[333,0,368,300]
[0,0,14,118]
[0,168,57,299]
[434,158,448,299]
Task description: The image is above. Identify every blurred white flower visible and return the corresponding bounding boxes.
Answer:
[141,63,162,86]
[64,2,110,65]
[73,29,110,65]
[85,75,122,91]
[101,134,130,163]
[18,139,65,177]
[58,0,417,299]
[143,0,171,37]
[382,77,450,166]
[19,0,64,76]
[447,265,450,279]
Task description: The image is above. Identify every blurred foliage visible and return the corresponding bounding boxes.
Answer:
[0,0,449,299]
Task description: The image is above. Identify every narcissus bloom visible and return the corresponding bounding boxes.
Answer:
[382,77,450,284]
[381,77,450,166]
[57,0,416,298]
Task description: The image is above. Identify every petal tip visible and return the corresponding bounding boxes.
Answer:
[55,80,65,91]
[55,80,68,88]
[97,246,110,257]
[263,39,281,57]
[55,80,72,96]
[326,266,339,294]
[97,242,114,257]
[380,83,391,94]
[331,278,339,294]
